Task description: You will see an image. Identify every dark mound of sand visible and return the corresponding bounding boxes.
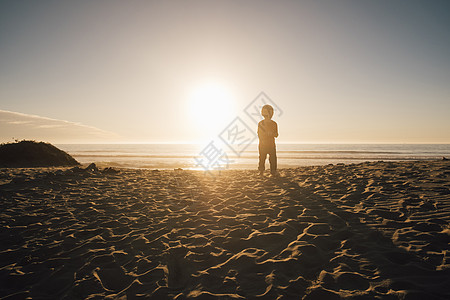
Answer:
[0,140,79,167]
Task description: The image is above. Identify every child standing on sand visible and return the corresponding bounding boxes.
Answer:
[258,104,278,176]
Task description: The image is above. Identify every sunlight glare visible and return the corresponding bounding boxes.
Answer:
[187,82,236,137]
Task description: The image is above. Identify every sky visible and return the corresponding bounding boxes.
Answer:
[1,0,449,144]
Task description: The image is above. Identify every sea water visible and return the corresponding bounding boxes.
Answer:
[57,143,450,170]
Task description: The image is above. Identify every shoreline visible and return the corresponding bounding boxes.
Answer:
[2,158,446,171]
[57,143,450,171]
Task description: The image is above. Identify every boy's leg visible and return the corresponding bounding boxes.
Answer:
[258,145,267,172]
[269,146,277,174]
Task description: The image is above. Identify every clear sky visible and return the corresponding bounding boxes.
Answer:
[1,0,449,144]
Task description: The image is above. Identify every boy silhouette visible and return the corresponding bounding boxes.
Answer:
[258,104,278,176]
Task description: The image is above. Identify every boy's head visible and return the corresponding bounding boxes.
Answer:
[261,104,274,119]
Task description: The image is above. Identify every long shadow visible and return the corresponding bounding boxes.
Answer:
[273,173,450,299]
[1,167,449,299]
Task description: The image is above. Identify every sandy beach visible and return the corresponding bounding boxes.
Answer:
[0,161,449,299]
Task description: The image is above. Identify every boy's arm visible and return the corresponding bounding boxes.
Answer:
[274,122,279,138]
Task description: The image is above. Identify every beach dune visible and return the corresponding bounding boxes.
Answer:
[0,161,449,299]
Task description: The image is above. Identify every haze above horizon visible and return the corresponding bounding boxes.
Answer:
[1,0,449,144]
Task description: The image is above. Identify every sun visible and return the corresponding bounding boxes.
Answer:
[187,81,236,136]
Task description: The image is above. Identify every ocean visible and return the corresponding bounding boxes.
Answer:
[56,143,450,170]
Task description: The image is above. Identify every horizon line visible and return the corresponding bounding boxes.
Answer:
[50,141,450,145]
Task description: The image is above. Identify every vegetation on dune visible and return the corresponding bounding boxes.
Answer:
[0,140,79,167]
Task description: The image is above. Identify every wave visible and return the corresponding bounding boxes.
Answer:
[59,143,450,169]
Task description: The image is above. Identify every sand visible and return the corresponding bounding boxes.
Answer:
[0,161,449,299]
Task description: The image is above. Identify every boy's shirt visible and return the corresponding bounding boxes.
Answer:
[258,119,278,145]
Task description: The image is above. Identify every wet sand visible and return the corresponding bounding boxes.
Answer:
[0,161,449,299]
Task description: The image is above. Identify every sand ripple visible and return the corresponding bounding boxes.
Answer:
[0,161,449,299]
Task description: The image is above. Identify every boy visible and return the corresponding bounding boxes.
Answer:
[258,104,278,176]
